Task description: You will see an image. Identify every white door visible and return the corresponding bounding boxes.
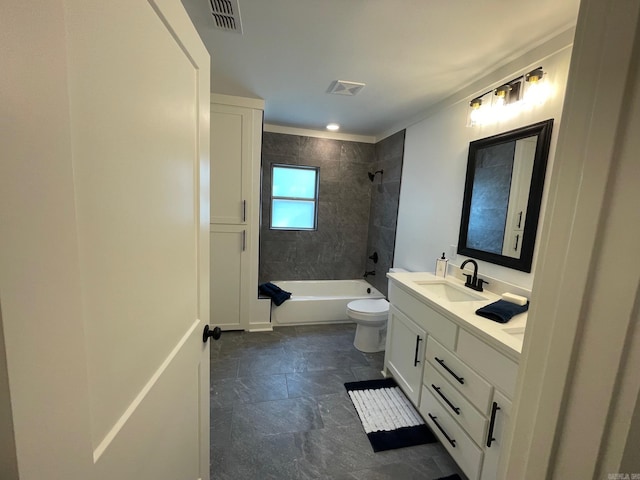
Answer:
[481,390,513,480]
[210,225,247,329]
[210,104,252,225]
[1,1,211,479]
[385,305,427,405]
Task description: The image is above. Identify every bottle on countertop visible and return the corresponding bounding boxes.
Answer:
[435,252,448,278]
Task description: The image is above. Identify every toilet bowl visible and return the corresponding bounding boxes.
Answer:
[348,268,406,353]
[347,298,390,353]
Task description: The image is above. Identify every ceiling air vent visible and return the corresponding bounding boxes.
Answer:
[209,0,243,34]
[327,80,366,96]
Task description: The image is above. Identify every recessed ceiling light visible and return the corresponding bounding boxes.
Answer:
[326,123,340,131]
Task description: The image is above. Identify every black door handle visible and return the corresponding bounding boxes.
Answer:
[202,325,222,343]
[428,413,456,447]
[486,401,501,447]
[434,357,465,384]
[431,384,461,415]
[413,335,423,366]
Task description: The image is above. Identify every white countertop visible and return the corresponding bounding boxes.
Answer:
[387,271,527,361]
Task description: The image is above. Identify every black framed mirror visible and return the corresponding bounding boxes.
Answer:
[457,119,554,272]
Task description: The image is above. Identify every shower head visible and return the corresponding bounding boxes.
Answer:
[368,169,384,182]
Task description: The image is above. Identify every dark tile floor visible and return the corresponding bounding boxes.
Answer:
[210,323,467,480]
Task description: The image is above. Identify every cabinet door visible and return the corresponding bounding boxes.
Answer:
[481,390,512,480]
[210,225,248,329]
[385,305,426,405]
[210,104,252,224]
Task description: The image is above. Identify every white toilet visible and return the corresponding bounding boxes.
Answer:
[347,268,406,353]
[347,298,390,352]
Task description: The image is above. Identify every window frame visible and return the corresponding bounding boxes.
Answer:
[270,164,320,231]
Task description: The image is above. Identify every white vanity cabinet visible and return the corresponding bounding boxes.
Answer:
[384,276,520,480]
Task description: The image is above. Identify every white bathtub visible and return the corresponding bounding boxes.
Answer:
[270,279,385,326]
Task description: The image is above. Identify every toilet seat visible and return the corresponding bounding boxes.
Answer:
[347,299,389,323]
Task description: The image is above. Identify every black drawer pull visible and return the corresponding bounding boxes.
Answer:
[428,413,456,447]
[431,384,460,415]
[413,336,423,366]
[486,401,501,447]
[434,357,465,384]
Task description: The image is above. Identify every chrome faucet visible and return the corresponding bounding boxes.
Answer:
[460,259,488,292]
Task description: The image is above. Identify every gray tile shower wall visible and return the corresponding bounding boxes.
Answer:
[365,130,406,296]
[260,133,375,283]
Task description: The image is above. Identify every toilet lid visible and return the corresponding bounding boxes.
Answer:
[348,299,389,314]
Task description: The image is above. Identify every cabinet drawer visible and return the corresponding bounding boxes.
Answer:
[389,283,457,350]
[426,337,493,414]
[420,387,483,480]
[457,329,519,399]
[424,363,487,446]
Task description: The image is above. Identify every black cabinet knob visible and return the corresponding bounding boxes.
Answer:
[202,325,222,343]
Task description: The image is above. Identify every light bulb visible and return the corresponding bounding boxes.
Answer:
[524,68,549,106]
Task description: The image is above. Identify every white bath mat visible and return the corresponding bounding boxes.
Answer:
[344,378,436,452]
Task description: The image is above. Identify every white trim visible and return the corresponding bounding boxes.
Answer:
[264,123,376,144]
[503,0,640,477]
[247,325,274,332]
[211,93,265,110]
[92,319,201,462]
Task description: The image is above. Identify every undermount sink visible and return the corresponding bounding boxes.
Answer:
[503,326,526,341]
[414,281,487,302]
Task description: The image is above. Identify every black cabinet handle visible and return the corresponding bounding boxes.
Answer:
[428,414,456,447]
[514,234,520,251]
[434,357,464,384]
[517,211,523,228]
[486,401,501,447]
[413,336,423,366]
[242,200,246,222]
[431,384,460,415]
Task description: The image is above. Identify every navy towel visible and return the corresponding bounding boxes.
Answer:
[475,299,529,324]
[258,282,291,306]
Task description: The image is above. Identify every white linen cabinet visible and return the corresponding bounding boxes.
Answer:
[210,94,266,330]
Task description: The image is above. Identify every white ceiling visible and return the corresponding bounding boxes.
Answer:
[181,0,580,138]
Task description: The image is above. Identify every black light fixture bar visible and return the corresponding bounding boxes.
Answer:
[468,66,543,107]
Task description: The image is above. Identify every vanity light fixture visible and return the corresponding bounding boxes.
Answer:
[467,65,548,127]
[493,84,512,108]
[326,123,340,131]
[524,67,549,105]
[525,67,544,83]
[467,97,485,127]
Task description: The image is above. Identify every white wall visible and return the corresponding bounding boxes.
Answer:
[394,42,573,290]
[0,309,18,480]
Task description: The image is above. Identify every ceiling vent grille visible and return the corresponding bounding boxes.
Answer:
[209,0,243,33]
[328,80,366,96]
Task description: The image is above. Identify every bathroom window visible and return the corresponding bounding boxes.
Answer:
[270,164,319,230]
